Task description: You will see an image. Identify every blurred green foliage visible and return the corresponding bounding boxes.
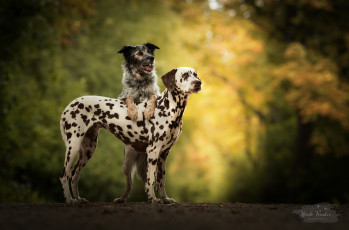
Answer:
[1,0,349,203]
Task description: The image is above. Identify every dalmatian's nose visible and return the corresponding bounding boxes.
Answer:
[193,80,201,87]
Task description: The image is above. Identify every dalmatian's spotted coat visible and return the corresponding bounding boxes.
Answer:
[59,67,202,204]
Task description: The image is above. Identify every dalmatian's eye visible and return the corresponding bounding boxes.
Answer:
[182,72,189,80]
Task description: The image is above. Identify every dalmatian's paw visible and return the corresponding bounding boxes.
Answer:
[77,197,89,204]
[148,197,163,204]
[113,197,126,203]
[162,197,176,204]
[66,198,79,205]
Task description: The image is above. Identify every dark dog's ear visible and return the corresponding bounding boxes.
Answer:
[144,43,160,51]
[161,69,177,92]
[117,45,134,54]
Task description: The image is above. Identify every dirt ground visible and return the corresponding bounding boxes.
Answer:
[0,202,348,230]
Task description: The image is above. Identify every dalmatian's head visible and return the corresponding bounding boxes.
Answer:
[161,67,202,94]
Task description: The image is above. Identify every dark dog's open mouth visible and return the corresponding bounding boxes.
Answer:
[139,63,154,72]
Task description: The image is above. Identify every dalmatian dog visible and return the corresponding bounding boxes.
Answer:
[59,67,202,204]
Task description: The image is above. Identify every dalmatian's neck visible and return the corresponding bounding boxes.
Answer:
[157,88,189,126]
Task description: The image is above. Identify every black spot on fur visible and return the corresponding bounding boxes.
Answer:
[94,109,102,115]
[127,131,134,137]
[65,121,72,130]
[137,120,145,127]
[106,103,114,110]
[70,111,76,119]
[81,114,88,125]
[60,167,66,178]
[131,139,148,152]
[109,124,117,133]
[71,101,79,108]
[67,132,72,140]
[164,99,169,109]
[78,103,84,109]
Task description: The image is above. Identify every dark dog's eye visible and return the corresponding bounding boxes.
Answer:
[138,51,143,56]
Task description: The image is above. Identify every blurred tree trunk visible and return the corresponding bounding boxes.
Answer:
[294,110,314,168]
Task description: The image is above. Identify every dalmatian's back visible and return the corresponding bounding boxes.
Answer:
[60,95,181,153]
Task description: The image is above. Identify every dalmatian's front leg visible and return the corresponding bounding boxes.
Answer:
[124,97,138,121]
[144,95,157,120]
[157,150,176,204]
[145,147,162,203]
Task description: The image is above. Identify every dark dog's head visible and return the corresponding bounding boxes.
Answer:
[118,43,160,76]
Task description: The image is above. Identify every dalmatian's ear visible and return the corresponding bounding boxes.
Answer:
[161,69,177,92]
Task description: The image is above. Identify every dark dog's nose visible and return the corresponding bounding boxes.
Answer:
[149,56,154,62]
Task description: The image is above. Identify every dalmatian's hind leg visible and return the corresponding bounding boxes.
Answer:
[71,125,100,203]
[59,142,81,204]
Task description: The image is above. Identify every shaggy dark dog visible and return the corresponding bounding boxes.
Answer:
[117,43,160,121]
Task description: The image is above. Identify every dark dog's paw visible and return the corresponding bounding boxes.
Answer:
[113,198,126,203]
[125,97,138,121]
[127,107,138,121]
[144,95,157,120]
[144,107,155,120]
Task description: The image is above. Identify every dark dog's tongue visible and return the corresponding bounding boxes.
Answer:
[141,64,153,72]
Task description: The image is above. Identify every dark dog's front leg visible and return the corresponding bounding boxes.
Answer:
[124,97,138,121]
[144,95,157,120]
